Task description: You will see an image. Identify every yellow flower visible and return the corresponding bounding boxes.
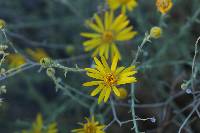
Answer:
[83,55,137,104]
[71,117,105,133]
[156,0,173,14]
[6,53,26,68]
[0,19,6,29]
[81,11,137,60]
[26,48,49,62]
[22,113,58,133]
[107,0,138,13]
[117,88,128,100]
[150,26,162,39]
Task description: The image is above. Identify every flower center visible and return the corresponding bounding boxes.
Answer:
[85,123,96,133]
[104,73,117,86]
[102,31,114,43]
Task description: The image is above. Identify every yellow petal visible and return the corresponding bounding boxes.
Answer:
[87,72,103,80]
[104,12,109,30]
[119,71,137,77]
[116,31,137,41]
[107,0,120,10]
[91,85,103,96]
[94,14,104,30]
[104,44,109,59]
[92,48,99,57]
[94,57,104,68]
[98,87,106,104]
[83,81,102,86]
[111,54,119,71]
[112,86,120,96]
[83,39,100,47]
[87,21,103,33]
[115,67,125,75]
[85,68,100,74]
[120,66,136,74]
[115,20,130,32]
[104,87,111,102]
[111,44,121,60]
[100,56,110,71]
[81,32,100,38]
[111,14,126,30]
[99,45,106,56]
[117,77,137,85]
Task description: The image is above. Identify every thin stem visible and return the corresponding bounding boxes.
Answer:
[178,102,200,133]
[131,34,150,65]
[131,84,139,133]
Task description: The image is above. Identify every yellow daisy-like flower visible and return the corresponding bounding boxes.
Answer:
[22,113,58,133]
[26,48,49,62]
[71,117,105,133]
[6,53,26,68]
[156,0,173,14]
[81,11,137,60]
[107,0,138,13]
[83,55,137,104]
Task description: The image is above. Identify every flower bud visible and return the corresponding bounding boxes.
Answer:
[46,67,55,77]
[117,88,128,100]
[150,26,162,39]
[40,57,53,68]
[65,45,75,55]
[0,19,6,29]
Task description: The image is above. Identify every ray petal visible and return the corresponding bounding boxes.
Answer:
[112,86,120,96]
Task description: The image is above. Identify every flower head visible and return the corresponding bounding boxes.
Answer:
[156,0,173,14]
[0,19,6,29]
[107,0,138,13]
[6,53,26,68]
[83,55,137,104]
[150,26,162,39]
[26,48,49,62]
[81,11,137,60]
[65,45,75,55]
[22,113,58,133]
[71,117,105,133]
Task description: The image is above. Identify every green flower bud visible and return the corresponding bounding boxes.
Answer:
[65,45,75,55]
[46,67,55,77]
[0,19,6,29]
[150,26,162,39]
[40,57,53,68]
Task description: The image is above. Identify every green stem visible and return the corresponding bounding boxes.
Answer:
[131,84,139,133]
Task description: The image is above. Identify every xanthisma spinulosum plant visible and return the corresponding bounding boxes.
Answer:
[0,0,200,133]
